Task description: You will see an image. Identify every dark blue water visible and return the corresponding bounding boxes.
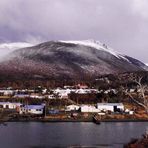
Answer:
[0,122,147,148]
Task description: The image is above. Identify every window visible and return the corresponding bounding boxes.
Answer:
[36,109,42,111]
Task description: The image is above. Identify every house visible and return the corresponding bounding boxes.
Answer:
[129,89,135,93]
[30,93,45,99]
[48,94,55,99]
[97,103,124,112]
[19,105,45,115]
[0,90,14,96]
[66,105,80,111]
[0,102,22,109]
[76,84,88,89]
[104,89,118,94]
[53,88,71,99]
[80,105,100,113]
[14,94,30,98]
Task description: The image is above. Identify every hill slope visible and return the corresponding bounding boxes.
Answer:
[0,40,147,80]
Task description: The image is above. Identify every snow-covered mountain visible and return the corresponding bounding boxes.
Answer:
[60,40,131,61]
[0,40,147,80]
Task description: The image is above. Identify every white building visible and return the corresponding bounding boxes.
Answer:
[53,88,71,98]
[97,103,124,112]
[19,105,44,115]
[0,102,22,109]
[0,90,14,95]
[80,105,100,113]
[66,105,80,111]
[129,89,135,93]
[48,94,55,99]
[104,89,118,94]
[75,89,88,94]
[30,93,45,99]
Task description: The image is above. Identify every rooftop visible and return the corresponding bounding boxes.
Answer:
[97,103,123,106]
[23,105,44,110]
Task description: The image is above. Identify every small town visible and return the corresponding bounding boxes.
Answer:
[0,82,147,125]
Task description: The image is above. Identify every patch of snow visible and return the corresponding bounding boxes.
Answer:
[118,54,131,63]
[60,39,130,62]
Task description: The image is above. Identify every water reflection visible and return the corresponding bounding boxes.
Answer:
[0,122,147,148]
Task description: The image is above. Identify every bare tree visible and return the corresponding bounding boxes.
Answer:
[124,76,148,112]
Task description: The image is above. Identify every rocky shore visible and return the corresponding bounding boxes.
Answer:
[124,132,148,148]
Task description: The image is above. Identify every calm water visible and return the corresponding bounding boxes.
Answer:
[0,122,148,148]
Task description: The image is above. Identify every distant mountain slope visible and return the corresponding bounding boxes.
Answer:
[0,40,147,80]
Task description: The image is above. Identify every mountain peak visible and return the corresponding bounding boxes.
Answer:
[59,39,126,59]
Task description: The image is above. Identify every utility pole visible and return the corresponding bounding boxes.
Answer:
[44,101,46,118]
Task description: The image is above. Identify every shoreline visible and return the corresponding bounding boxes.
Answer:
[124,133,148,148]
[2,118,148,123]
[101,119,148,122]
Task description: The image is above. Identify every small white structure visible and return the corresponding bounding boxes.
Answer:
[104,89,118,94]
[125,109,134,115]
[80,105,100,113]
[75,89,88,94]
[19,105,44,115]
[66,105,80,111]
[129,111,134,115]
[129,89,135,93]
[97,103,124,112]
[59,93,69,99]
[48,94,55,99]
[0,90,14,95]
[30,93,45,99]
[0,102,22,109]
[53,88,71,99]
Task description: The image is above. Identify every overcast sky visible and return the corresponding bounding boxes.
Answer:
[0,0,148,62]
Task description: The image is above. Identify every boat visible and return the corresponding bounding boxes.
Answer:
[93,114,101,124]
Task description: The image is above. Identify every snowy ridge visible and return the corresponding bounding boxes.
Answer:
[60,40,130,62]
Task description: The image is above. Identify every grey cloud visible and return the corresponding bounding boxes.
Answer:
[0,0,148,62]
